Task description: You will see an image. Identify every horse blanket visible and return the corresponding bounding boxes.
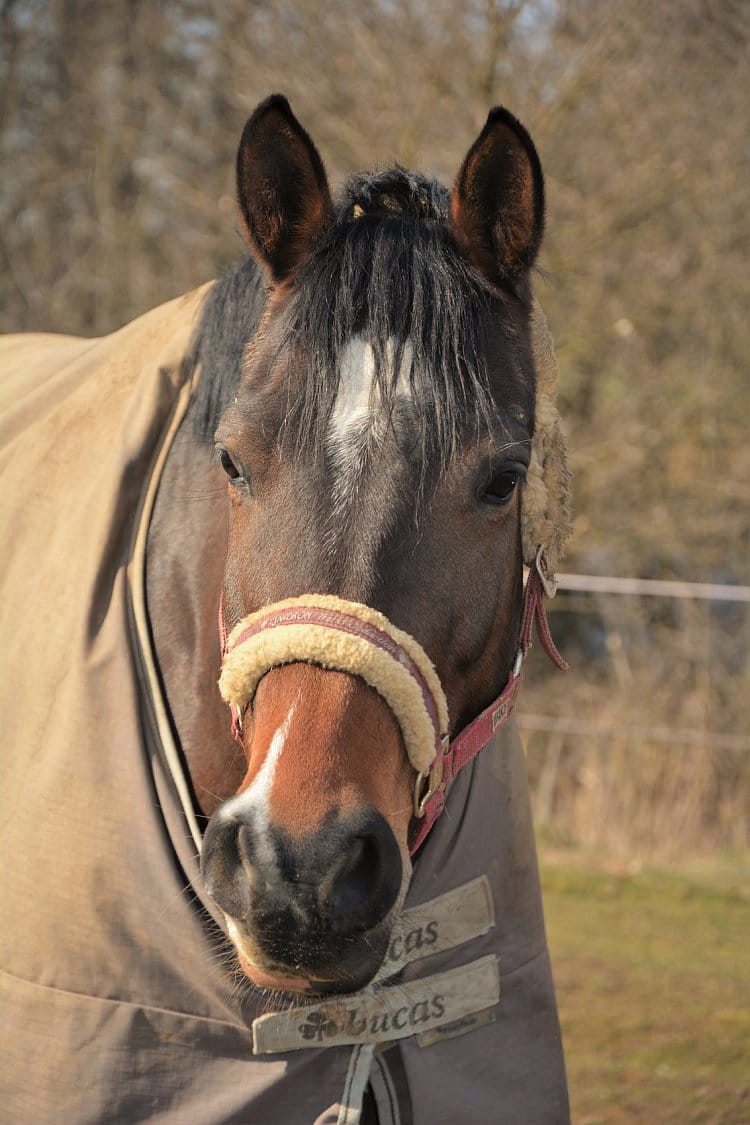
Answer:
[0,288,569,1123]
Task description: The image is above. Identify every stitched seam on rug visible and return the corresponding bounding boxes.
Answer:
[498,942,549,979]
[0,965,247,1031]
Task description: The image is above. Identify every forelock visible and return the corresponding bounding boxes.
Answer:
[278,167,494,466]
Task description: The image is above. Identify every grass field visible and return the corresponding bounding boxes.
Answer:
[539,852,750,1124]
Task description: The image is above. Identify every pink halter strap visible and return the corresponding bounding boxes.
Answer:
[408,558,567,852]
[218,553,567,855]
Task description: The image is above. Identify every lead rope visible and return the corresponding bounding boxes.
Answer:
[520,555,569,672]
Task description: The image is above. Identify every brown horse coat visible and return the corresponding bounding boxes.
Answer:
[0,289,569,1123]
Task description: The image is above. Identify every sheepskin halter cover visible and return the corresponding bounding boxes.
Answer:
[522,299,572,573]
[220,595,447,776]
[218,299,571,851]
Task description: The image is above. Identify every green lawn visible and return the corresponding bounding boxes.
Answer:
[540,855,750,1123]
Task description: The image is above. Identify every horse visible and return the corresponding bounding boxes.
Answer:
[0,95,572,1123]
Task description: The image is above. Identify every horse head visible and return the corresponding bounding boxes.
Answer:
[200,95,565,995]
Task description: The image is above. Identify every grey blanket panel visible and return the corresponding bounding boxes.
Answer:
[397,716,568,1124]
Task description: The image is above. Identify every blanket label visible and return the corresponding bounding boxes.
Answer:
[373,874,494,983]
[416,1004,497,1047]
[252,954,500,1055]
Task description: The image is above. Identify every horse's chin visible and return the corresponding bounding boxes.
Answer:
[236,954,379,996]
[236,953,312,993]
[233,938,387,997]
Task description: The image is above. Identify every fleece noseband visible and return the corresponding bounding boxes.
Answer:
[218,550,566,855]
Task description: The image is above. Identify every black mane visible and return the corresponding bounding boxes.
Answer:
[191,255,266,443]
[192,167,496,459]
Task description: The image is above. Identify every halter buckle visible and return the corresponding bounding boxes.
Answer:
[230,703,244,738]
[534,545,558,599]
[413,735,449,818]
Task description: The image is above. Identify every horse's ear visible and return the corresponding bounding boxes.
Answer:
[451,107,544,289]
[236,94,333,283]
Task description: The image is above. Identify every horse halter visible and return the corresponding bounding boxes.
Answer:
[217,301,571,853]
[218,547,567,856]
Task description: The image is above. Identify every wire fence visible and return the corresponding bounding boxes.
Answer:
[519,572,750,856]
[520,572,750,752]
[555,572,750,602]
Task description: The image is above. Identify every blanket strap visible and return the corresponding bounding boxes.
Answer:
[337,1044,376,1125]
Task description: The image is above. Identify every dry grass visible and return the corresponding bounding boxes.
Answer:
[540,849,750,1123]
[522,592,750,861]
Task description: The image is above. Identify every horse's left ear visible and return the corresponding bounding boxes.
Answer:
[236,94,333,283]
[451,107,544,290]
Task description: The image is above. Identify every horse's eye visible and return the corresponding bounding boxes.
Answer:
[482,467,523,505]
[218,448,241,481]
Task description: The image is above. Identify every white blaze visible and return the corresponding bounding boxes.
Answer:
[329,335,414,448]
[217,705,295,878]
[326,334,414,540]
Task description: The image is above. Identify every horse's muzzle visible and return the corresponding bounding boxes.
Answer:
[201,800,403,992]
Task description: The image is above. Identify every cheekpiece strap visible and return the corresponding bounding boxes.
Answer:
[408,550,568,853]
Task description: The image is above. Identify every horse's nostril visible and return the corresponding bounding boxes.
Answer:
[328,835,373,917]
[326,813,402,935]
[201,812,255,921]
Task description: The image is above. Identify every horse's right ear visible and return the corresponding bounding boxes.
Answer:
[236,95,333,284]
[451,107,544,291]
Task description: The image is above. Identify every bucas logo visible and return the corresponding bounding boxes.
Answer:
[253,953,499,1055]
[298,993,446,1043]
[383,919,438,968]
